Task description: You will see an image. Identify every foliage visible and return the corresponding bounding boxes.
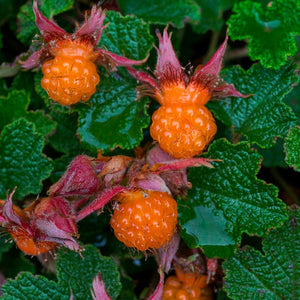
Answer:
[0,0,299,299]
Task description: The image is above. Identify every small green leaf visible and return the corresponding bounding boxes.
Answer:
[17,0,74,45]
[179,139,287,258]
[0,90,56,136]
[57,245,121,300]
[178,201,236,258]
[118,0,201,28]
[75,73,150,153]
[101,11,154,60]
[1,272,66,300]
[227,0,300,68]
[0,119,53,199]
[285,126,300,171]
[224,207,300,300]
[207,63,298,148]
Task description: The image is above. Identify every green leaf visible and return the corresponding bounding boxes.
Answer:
[1,245,121,300]
[0,236,13,261]
[17,0,74,45]
[193,0,235,33]
[0,90,56,136]
[179,139,287,258]
[283,80,300,122]
[1,272,66,300]
[118,0,201,28]
[207,63,298,148]
[223,207,300,300]
[256,138,288,168]
[75,73,150,153]
[227,0,300,68]
[0,118,53,199]
[284,126,300,171]
[48,112,81,154]
[1,253,35,279]
[56,245,121,300]
[101,11,154,60]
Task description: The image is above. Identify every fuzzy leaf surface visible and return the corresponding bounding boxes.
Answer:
[0,119,53,199]
[179,139,287,258]
[118,0,200,28]
[285,126,300,171]
[227,0,300,68]
[0,90,56,136]
[17,0,74,45]
[56,245,121,300]
[101,11,154,60]
[75,73,150,153]
[1,272,66,300]
[208,63,298,148]
[223,207,300,300]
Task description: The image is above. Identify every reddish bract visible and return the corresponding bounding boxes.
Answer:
[0,190,79,255]
[21,1,147,106]
[127,29,248,158]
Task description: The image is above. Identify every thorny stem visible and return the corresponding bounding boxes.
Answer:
[270,167,299,205]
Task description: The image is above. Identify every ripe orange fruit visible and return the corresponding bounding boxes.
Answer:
[162,273,213,300]
[41,40,100,106]
[8,226,56,256]
[110,190,177,251]
[150,104,217,158]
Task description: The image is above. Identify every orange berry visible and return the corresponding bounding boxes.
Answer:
[110,190,177,251]
[8,226,56,255]
[157,82,211,106]
[150,105,217,158]
[41,40,100,105]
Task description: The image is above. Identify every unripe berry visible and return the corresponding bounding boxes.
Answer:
[150,105,217,158]
[41,40,100,106]
[110,190,177,251]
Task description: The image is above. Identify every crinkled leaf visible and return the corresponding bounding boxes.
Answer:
[75,73,150,153]
[179,139,287,258]
[56,244,121,300]
[0,90,56,136]
[193,0,235,33]
[207,63,298,148]
[1,272,66,300]
[0,119,53,199]
[223,207,299,300]
[17,0,74,45]
[118,0,200,28]
[101,11,154,60]
[227,0,300,68]
[285,126,300,171]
